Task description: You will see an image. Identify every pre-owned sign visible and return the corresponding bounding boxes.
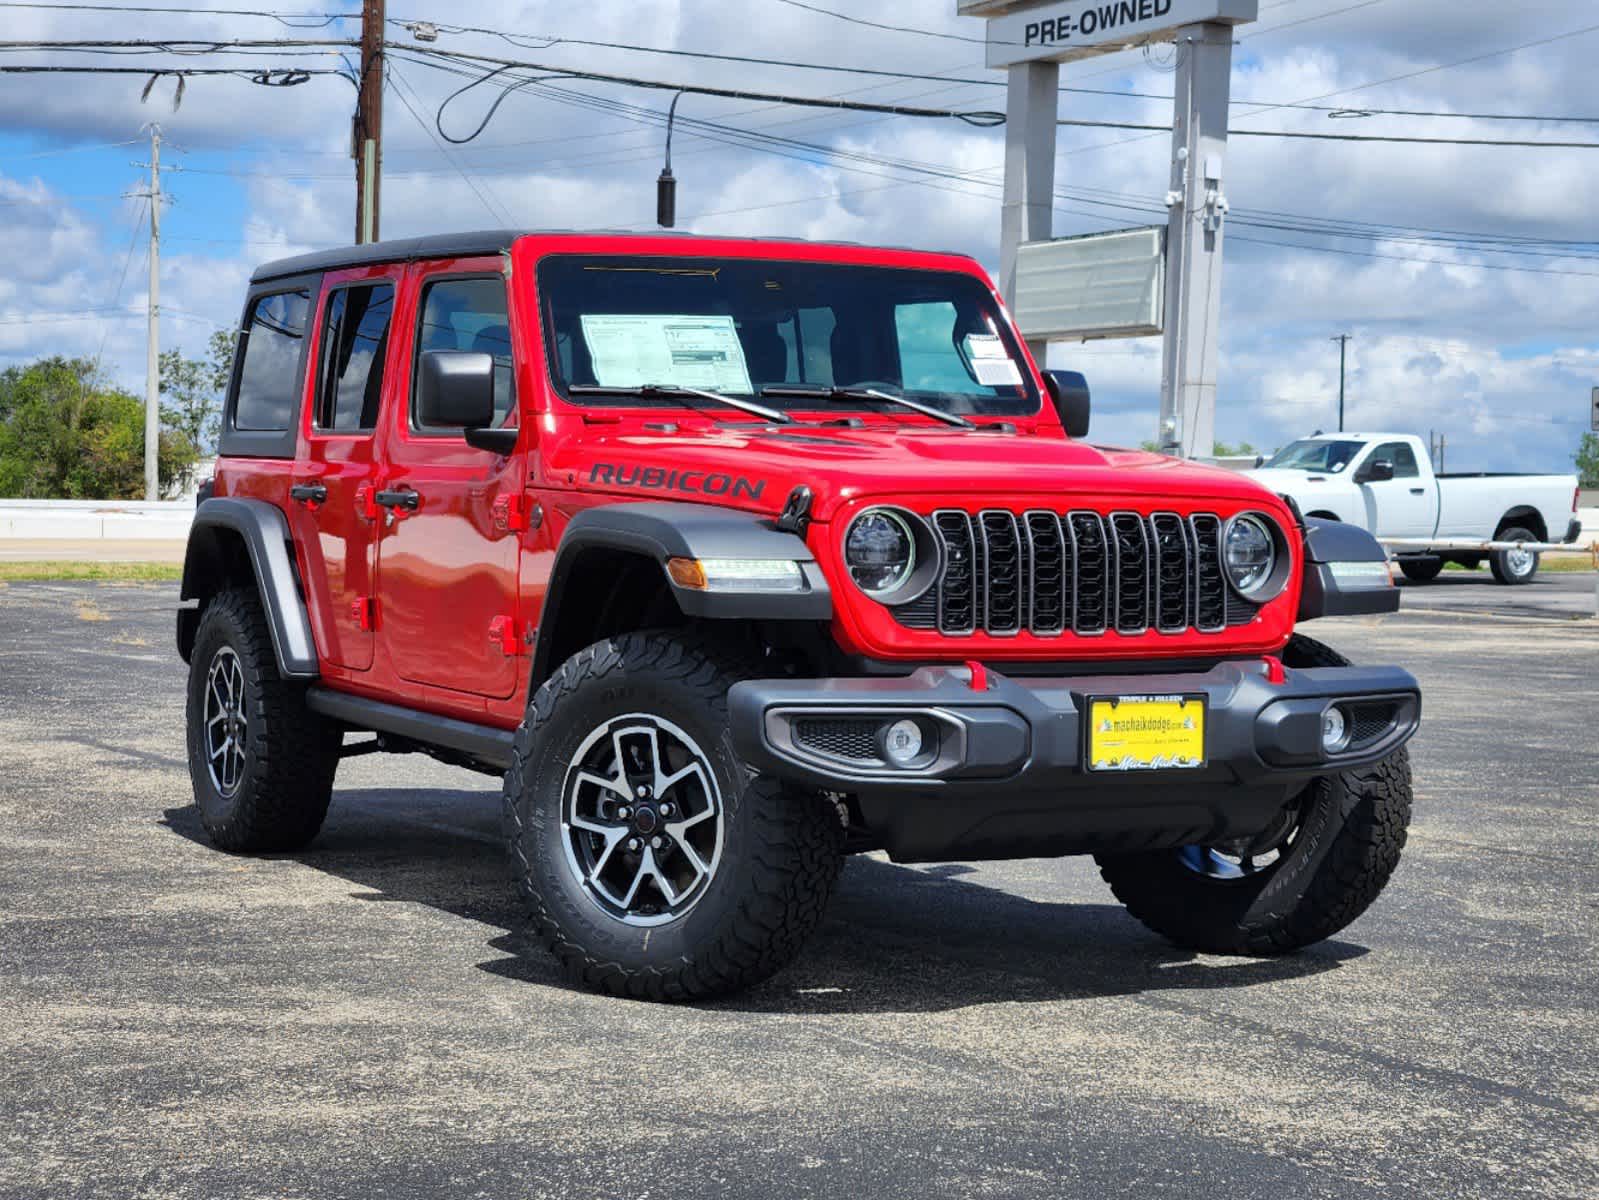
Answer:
[984,0,1258,68]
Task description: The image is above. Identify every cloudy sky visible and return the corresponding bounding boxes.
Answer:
[2,0,1595,470]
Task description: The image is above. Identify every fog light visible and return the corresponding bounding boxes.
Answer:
[1321,706,1351,754]
[882,719,924,767]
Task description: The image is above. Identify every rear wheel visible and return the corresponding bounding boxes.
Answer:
[1095,634,1412,955]
[1491,525,1541,585]
[185,588,340,852]
[1399,557,1444,584]
[504,632,844,1001]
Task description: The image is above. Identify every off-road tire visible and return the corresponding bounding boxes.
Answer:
[1399,558,1444,584]
[503,632,845,1001]
[185,587,340,853]
[1490,525,1541,586]
[1095,634,1412,955]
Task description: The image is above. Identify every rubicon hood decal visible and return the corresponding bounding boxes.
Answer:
[588,462,768,503]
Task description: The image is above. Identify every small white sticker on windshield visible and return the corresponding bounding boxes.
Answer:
[964,333,1023,387]
[581,314,754,395]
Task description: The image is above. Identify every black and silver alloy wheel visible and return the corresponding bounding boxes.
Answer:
[505,631,846,1001]
[561,714,724,926]
[185,587,339,854]
[1097,634,1414,956]
[203,646,249,798]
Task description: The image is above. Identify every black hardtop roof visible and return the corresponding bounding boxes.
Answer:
[249,229,955,284]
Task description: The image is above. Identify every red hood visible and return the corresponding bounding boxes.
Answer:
[548,418,1285,520]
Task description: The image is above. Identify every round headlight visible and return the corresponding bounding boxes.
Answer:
[1224,513,1278,598]
[845,508,916,597]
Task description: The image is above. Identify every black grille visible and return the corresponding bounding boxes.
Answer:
[901,509,1258,638]
[1347,702,1400,749]
[793,718,881,762]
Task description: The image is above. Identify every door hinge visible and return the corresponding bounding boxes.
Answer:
[489,615,529,657]
[354,482,382,522]
[492,493,538,534]
[351,595,380,632]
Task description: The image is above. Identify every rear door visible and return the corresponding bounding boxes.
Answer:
[286,266,400,671]
[375,259,525,700]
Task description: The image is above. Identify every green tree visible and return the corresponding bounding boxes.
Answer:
[1576,432,1599,489]
[0,356,197,499]
[1213,440,1258,458]
[159,329,236,452]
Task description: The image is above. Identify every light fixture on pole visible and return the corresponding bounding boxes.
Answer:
[658,91,684,229]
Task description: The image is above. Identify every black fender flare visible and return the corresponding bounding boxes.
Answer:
[532,501,831,683]
[178,497,319,679]
[1297,517,1400,620]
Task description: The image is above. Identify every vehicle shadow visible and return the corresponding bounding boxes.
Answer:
[162,785,1368,1016]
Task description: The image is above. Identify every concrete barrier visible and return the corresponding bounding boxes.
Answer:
[0,500,193,541]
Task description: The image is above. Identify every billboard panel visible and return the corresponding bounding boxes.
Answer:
[1012,227,1166,342]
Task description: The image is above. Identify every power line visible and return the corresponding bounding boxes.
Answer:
[0,2,356,26]
[765,0,990,45]
[1055,116,1599,149]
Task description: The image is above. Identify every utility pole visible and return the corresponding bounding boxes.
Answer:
[1331,333,1351,432]
[353,0,384,244]
[144,124,161,502]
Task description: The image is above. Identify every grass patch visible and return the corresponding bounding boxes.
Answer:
[1443,556,1595,575]
[0,561,183,582]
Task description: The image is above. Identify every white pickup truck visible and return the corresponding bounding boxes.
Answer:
[1246,432,1582,585]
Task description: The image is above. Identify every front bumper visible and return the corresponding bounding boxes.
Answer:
[729,659,1420,862]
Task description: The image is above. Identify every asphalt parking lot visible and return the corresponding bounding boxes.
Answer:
[2,582,1595,1199]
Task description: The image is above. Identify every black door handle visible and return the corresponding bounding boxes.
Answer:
[374,488,421,512]
[289,483,328,505]
[1410,488,1426,495]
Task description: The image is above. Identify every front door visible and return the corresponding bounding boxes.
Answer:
[286,268,400,672]
[375,260,525,700]
[1360,440,1436,538]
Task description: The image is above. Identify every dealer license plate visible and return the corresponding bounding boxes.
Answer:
[1086,695,1207,773]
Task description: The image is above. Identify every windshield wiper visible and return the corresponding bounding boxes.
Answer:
[761,384,974,430]
[569,383,792,425]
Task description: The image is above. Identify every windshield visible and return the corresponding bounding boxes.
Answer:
[538,255,1041,417]
[1265,439,1365,473]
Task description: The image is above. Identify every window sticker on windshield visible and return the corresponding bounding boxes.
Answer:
[580,314,754,395]
[963,333,1023,387]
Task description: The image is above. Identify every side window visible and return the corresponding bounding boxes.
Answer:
[314,283,394,432]
[234,289,311,431]
[1374,442,1419,478]
[414,277,515,431]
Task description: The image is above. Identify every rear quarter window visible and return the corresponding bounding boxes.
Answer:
[235,289,312,431]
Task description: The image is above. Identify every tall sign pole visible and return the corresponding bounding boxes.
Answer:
[998,59,1059,365]
[354,0,384,244]
[964,0,1256,457]
[144,124,162,502]
[1157,22,1236,458]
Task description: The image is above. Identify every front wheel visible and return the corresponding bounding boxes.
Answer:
[1095,635,1413,955]
[503,632,844,1001]
[1399,557,1444,584]
[1491,526,1541,585]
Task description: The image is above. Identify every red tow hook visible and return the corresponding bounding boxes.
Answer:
[965,660,990,692]
[1262,654,1287,685]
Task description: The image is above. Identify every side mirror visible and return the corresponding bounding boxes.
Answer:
[417,351,516,454]
[1358,459,1395,484]
[1043,370,1091,438]
[1254,454,1265,469]
[419,350,495,427]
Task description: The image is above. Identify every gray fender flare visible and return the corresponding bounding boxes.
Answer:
[1297,517,1399,620]
[179,497,319,679]
[532,501,831,682]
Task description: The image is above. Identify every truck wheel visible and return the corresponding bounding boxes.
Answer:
[185,587,340,853]
[1399,558,1443,583]
[504,632,845,1001]
[1490,525,1540,585]
[1095,635,1412,956]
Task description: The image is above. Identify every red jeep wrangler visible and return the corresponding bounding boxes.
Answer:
[179,231,1419,1000]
